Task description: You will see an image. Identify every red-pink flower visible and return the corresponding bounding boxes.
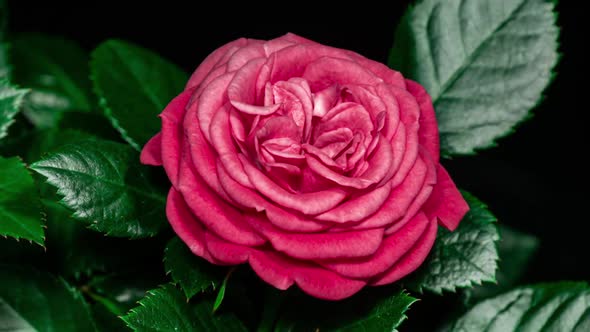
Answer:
[141,33,468,300]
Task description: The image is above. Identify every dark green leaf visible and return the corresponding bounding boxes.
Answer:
[0,156,43,245]
[122,283,247,332]
[43,197,163,278]
[463,225,539,305]
[164,237,224,299]
[31,138,166,238]
[90,39,187,150]
[12,33,93,128]
[0,265,97,332]
[275,289,416,332]
[446,282,590,331]
[0,78,27,140]
[390,0,559,155]
[409,191,499,294]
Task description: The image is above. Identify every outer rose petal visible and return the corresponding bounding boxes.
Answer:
[250,217,385,260]
[251,251,367,301]
[140,133,163,166]
[185,38,248,89]
[160,89,195,187]
[371,217,438,285]
[177,157,265,246]
[406,79,440,162]
[322,213,430,278]
[166,188,214,262]
[423,165,469,231]
[204,233,367,300]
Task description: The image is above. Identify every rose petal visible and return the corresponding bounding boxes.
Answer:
[185,38,248,89]
[227,58,266,107]
[406,79,440,162]
[185,98,234,201]
[388,87,421,187]
[344,51,407,88]
[194,72,233,143]
[227,40,266,72]
[204,232,252,264]
[166,188,214,262]
[210,104,254,188]
[312,84,340,117]
[423,165,469,231]
[204,233,367,300]
[375,83,401,141]
[239,154,348,215]
[177,148,265,246]
[316,102,374,140]
[316,182,392,223]
[140,132,163,166]
[305,154,373,189]
[160,89,194,187]
[250,217,384,260]
[359,134,394,185]
[269,44,356,83]
[302,57,382,92]
[249,251,366,301]
[216,161,329,232]
[322,212,430,279]
[231,101,281,116]
[273,78,314,140]
[344,157,427,231]
[385,154,437,234]
[371,217,438,285]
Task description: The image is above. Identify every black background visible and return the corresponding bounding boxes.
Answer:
[8,0,587,330]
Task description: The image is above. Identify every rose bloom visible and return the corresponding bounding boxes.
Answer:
[141,33,468,300]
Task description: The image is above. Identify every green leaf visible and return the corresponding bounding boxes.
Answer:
[0,156,43,245]
[446,282,590,331]
[463,225,539,305]
[409,191,499,294]
[164,237,225,299]
[0,78,27,140]
[12,33,93,128]
[90,39,187,150]
[43,197,161,278]
[0,265,97,332]
[213,273,229,312]
[275,289,417,332]
[30,138,166,238]
[122,283,247,332]
[390,0,559,155]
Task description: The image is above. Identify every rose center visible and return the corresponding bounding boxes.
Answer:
[234,78,385,192]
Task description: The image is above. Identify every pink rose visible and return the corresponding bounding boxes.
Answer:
[141,33,469,300]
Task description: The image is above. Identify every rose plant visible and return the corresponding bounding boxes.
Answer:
[0,0,568,331]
